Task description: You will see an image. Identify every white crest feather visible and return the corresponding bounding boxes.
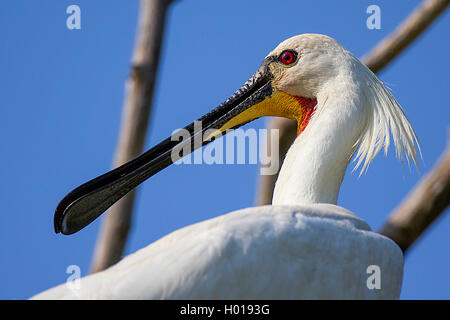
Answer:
[352,66,421,175]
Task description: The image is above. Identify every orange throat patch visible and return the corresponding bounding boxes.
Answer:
[294,96,317,136]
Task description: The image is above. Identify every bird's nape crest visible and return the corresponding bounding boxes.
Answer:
[351,66,421,175]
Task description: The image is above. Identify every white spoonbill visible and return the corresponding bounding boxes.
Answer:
[32,34,419,299]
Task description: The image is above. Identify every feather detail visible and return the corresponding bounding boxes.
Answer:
[352,62,421,175]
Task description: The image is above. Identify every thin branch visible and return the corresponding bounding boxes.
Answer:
[379,145,450,253]
[256,0,449,207]
[90,0,173,273]
[363,0,450,73]
[256,118,296,205]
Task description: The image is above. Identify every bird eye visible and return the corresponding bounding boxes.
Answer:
[279,50,297,65]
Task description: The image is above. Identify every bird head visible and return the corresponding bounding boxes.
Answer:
[54,34,419,235]
[267,34,343,97]
[206,34,346,138]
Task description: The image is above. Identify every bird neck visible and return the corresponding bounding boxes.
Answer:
[272,84,365,206]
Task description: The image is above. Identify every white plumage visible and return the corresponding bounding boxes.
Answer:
[33,205,402,299]
[32,34,418,300]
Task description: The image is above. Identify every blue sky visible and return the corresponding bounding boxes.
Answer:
[1,1,449,299]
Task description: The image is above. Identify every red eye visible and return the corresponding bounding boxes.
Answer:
[280,50,296,65]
